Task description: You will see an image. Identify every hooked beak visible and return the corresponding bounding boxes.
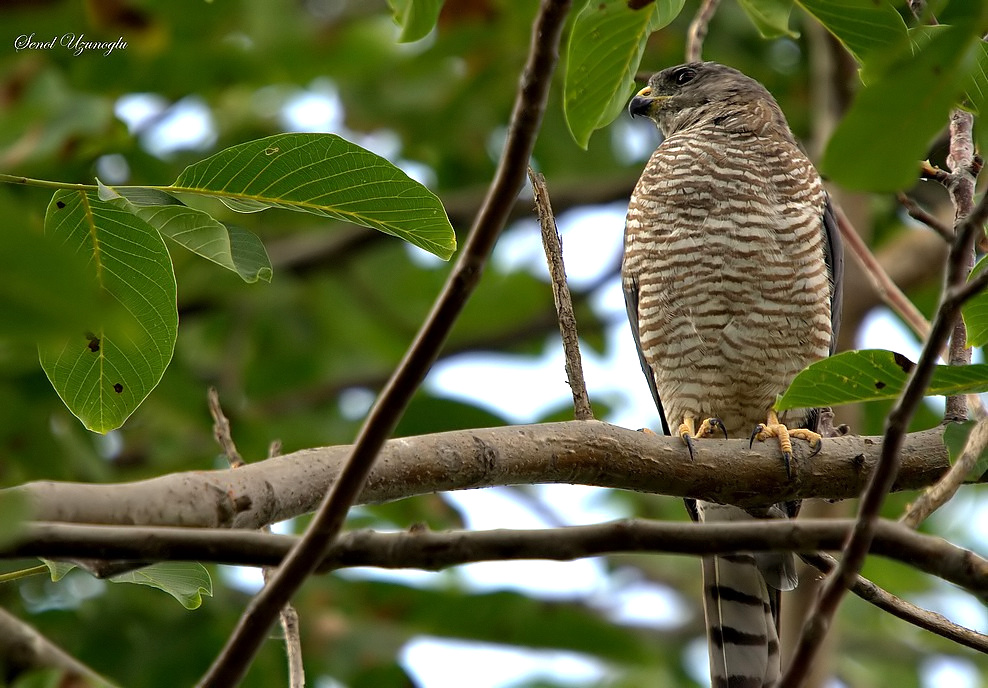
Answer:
[628,86,664,118]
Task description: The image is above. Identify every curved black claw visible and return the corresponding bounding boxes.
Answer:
[683,433,696,461]
[808,437,823,458]
[782,451,793,480]
[709,417,728,440]
[749,424,765,449]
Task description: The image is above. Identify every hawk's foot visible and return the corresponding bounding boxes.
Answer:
[749,411,822,479]
[678,416,727,460]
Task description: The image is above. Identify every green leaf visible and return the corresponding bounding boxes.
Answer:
[820,24,981,192]
[41,559,77,581]
[387,0,444,43]
[776,349,988,410]
[110,562,212,610]
[0,223,102,342]
[563,0,686,149]
[797,0,906,68]
[39,190,178,433]
[942,421,988,482]
[738,0,796,38]
[168,133,456,260]
[962,255,988,347]
[99,183,272,283]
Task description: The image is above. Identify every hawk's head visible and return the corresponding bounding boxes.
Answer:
[629,61,788,138]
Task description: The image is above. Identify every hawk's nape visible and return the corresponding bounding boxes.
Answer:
[622,61,842,687]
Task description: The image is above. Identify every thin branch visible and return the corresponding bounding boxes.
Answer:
[0,606,117,686]
[896,192,953,240]
[9,518,988,598]
[685,0,721,63]
[9,519,988,653]
[779,158,986,688]
[208,387,244,469]
[529,169,593,421]
[196,1,574,685]
[209,391,304,687]
[798,551,988,654]
[901,414,988,528]
[833,203,930,338]
[943,109,978,422]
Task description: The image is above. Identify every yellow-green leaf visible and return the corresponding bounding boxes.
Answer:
[99,183,272,283]
[110,562,212,610]
[388,0,444,43]
[564,0,686,149]
[738,0,796,38]
[777,349,988,410]
[168,133,456,260]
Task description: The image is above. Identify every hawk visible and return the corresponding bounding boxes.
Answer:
[622,62,843,687]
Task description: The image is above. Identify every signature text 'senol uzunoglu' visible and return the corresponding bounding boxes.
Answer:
[14,32,127,57]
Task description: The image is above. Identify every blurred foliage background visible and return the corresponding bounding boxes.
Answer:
[0,0,985,687]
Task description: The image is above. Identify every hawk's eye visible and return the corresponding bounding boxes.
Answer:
[673,68,696,86]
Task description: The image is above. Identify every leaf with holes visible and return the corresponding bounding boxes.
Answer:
[39,190,178,433]
[167,133,456,260]
[564,0,686,149]
[776,349,988,410]
[100,183,272,283]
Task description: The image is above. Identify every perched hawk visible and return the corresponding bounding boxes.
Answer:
[622,62,843,687]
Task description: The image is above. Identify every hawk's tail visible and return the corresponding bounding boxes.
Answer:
[702,552,783,688]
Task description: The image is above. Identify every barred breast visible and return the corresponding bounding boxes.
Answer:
[623,125,832,437]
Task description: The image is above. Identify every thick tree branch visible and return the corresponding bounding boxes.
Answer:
[197,1,574,685]
[7,422,962,530]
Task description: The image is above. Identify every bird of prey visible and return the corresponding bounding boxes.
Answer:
[622,62,843,687]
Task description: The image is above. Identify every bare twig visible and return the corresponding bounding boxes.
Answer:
[901,414,988,528]
[798,551,988,654]
[896,192,953,241]
[685,0,721,62]
[209,391,304,687]
[833,204,930,338]
[529,169,594,421]
[208,387,244,469]
[196,2,574,685]
[778,164,988,688]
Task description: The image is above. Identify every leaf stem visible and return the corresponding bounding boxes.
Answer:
[0,564,48,583]
[0,174,97,192]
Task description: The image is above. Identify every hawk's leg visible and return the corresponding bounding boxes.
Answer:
[749,410,822,478]
[678,415,728,460]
